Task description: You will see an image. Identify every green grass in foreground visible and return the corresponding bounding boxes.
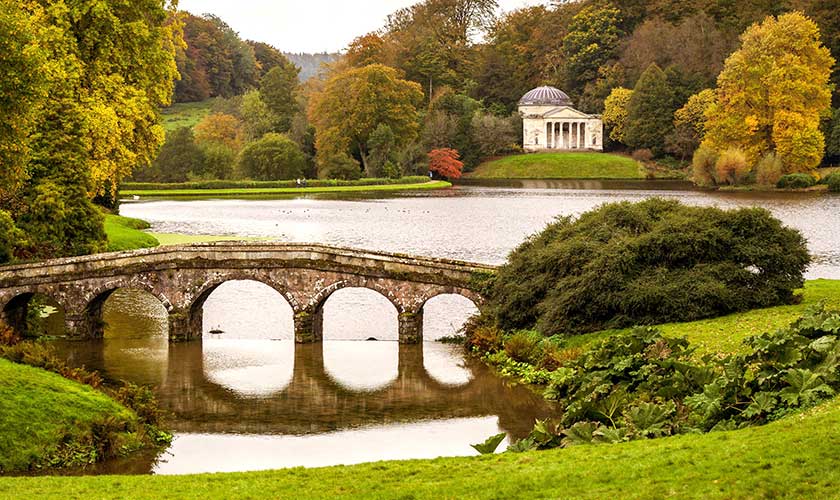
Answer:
[3,396,839,499]
[121,181,451,198]
[0,359,137,472]
[467,152,643,179]
[104,214,159,252]
[562,279,840,357]
[161,100,212,132]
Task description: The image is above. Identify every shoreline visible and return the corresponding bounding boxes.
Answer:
[120,180,451,198]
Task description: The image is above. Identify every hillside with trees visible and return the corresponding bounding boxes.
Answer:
[158,1,839,187]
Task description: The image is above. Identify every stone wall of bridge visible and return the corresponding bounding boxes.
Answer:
[0,243,494,344]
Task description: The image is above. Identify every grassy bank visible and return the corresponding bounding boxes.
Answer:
[104,215,159,252]
[560,279,840,357]
[2,395,838,498]
[467,152,644,179]
[0,359,139,472]
[121,180,450,198]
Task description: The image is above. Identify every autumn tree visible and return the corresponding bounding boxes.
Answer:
[194,113,246,151]
[703,12,835,173]
[562,4,623,96]
[309,64,423,175]
[428,148,464,179]
[249,41,293,77]
[346,33,387,68]
[602,87,633,145]
[667,88,716,159]
[625,64,676,154]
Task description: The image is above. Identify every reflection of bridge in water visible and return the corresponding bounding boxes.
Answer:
[67,340,553,439]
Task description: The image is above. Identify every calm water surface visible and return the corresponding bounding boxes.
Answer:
[48,183,840,475]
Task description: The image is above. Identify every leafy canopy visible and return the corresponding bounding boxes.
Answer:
[703,12,834,173]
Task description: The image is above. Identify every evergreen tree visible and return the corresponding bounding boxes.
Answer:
[625,64,676,154]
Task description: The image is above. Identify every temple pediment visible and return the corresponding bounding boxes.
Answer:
[541,106,597,119]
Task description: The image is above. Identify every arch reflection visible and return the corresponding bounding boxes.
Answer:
[421,294,478,385]
[200,281,295,397]
[321,288,399,391]
[101,288,169,386]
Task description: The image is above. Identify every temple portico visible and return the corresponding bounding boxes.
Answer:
[519,86,604,152]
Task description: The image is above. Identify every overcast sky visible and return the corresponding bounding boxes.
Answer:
[177,0,547,53]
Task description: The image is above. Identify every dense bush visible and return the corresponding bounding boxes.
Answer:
[691,146,718,187]
[237,133,306,181]
[777,173,816,189]
[495,304,840,452]
[488,198,810,336]
[122,176,431,191]
[755,153,783,186]
[823,173,840,193]
[714,148,749,185]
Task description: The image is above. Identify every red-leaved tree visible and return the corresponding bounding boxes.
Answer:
[427,148,464,179]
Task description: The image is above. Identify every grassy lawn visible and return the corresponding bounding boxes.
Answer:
[467,152,644,179]
[0,359,138,473]
[561,279,840,357]
[161,100,213,132]
[2,395,839,498]
[104,214,159,252]
[121,180,451,198]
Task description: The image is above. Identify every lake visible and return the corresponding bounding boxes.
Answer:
[50,182,840,474]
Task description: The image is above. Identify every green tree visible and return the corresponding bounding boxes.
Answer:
[240,90,280,140]
[141,128,205,183]
[0,0,49,206]
[602,87,633,144]
[625,64,676,154]
[0,210,20,264]
[260,63,301,132]
[826,108,840,164]
[309,64,423,173]
[703,12,834,173]
[238,133,306,180]
[562,4,623,95]
[249,41,293,77]
[367,124,397,178]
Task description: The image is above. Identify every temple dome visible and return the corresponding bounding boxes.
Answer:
[518,86,573,107]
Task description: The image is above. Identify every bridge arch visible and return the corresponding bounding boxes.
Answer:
[1,291,67,338]
[183,276,298,341]
[77,284,173,340]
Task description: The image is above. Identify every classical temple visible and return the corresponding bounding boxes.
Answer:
[519,86,604,152]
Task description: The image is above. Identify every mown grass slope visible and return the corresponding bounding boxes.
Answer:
[468,152,643,179]
[161,100,213,132]
[104,214,159,252]
[2,396,839,499]
[561,279,840,357]
[0,359,138,473]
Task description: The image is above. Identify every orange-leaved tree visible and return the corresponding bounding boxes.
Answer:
[428,148,464,179]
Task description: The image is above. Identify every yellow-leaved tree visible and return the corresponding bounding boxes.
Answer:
[703,12,835,174]
[308,64,423,179]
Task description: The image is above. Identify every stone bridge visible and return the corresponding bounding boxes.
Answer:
[0,243,495,343]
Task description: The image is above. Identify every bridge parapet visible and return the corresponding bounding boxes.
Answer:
[0,242,496,343]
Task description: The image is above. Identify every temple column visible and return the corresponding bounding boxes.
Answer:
[546,122,552,149]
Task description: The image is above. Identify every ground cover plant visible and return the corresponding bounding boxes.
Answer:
[487,198,810,337]
[0,335,171,472]
[470,302,840,457]
[466,153,644,179]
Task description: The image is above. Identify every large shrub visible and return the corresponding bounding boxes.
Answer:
[237,133,306,181]
[714,148,750,185]
[825,173,840,193]
[776,173,816,189]
[489,199,810,336]
[755,153,783,186]
[691,146,717,187]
